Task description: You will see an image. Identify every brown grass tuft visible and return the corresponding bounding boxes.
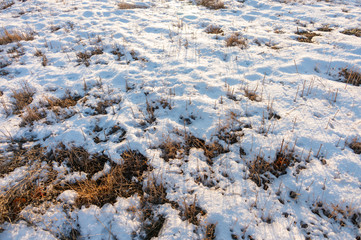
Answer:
[121,150,150,181]
[118,2,148,9]
[349,139,361,154]
[341,28,361,37]
[20,106,45,126]
[244,87,261,102]
[205,25,224,35]
[0,0,14,10]
[225,33,247,48]
[184,134,228,165]
[181,196,206,226]
[0,28,34,45]
[248,141,297,189]
[48,144,110,178]
[203,223,217,240]
[295,29,320,43]
[143,175,168,205]
[0,147,59,224]
[198,0,225,10]
[339,68,361,86]
[317,25,333,32]
[159,139,181,162]
[70,166,124,208]
[11,81,36,113]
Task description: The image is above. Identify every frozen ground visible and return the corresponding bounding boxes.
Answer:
[0,0,360,239]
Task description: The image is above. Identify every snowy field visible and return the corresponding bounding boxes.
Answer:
[0,0,361,239]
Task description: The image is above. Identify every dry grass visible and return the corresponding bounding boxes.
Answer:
[244,88,261,102]
[248,155,273,189]
[181,196,206,225]
[349,139,361,154]
[341,28,361,37]
[20,106,45,126]
[295,29,321,43]
[0,28,34,45]
[76,51,92,67]
[159,139,181,162]
[225,33,247,48]
[121,150,151,181]
[48,144,110,178]
[69,166,124,208]
[205,25,224,35]
[0,146,59,224]
[203,223,217,240]
[198,0,225,10]
[312,201,361,228]
[143,175,168,205]
[138,200,166,240]
[93,99,119,115]
[0,0,14,10]
[248,141,297,189]
[339,68,361,86]
[184,134,228,165]
[317,25,333,32]
[43,95,79,109]
[11,81,36,113]
[118,2,148,9]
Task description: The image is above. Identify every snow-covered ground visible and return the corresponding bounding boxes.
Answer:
[0,0,360,239]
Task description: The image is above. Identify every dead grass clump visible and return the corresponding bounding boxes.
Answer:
[143,175,167,205]
[93,99,118,115]
[76,51,92,67]
[0,0,14,10]
[111,46,125,61]
[159,139,181,162]
[66,150,150,208]
[311,201,361,228]
[48,144,110,178]
[248,155,273,189]
[341,28,361,37]
[71,166,124,208]
[20,106,45,126]
[44,95,79,109]
[205,25,224,35]
[0,145,46,178]
[203,223,217,240]
[33,49,48,66]
[181,196,206,226]
[295,29,321,43]
[248,141,297,189]
[244,87,261,102]
[217,125,244,145]
[272,141,296,176]
[138,201,166,240]
[339,68,361,86]
[11,81,36,112]
[0,157,58,224]
[121,150,150,181]
[0,28,34,45]
[184,134,228,165]
[7,43,25,59]
[118,2,148,9]
[349,139,361,154]
[317,25,333,32]
[198,0,225,10]
[225,33,247,49]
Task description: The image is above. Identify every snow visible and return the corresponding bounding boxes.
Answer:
[0,0,361,239]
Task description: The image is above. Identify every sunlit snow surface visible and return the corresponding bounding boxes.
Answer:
[0,0,361,239]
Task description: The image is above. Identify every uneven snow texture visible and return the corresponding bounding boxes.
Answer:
[0,0,361,239]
